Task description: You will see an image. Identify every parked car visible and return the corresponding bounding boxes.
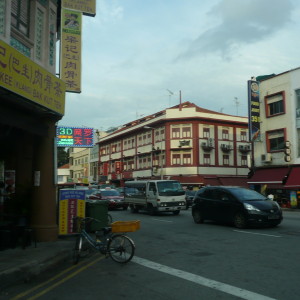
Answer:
[192,186,283,228]
[185,190,196,209]
[88,188,128,210]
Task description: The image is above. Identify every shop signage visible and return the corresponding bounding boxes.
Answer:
[0,40,65,115]
[56,126,94,147]
[60,8,82,93]
[247,80,261,141]
[62,0,96,17]
[59,189,85,235]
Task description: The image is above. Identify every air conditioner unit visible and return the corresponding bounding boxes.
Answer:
[261,153,272,162]
[208,138,214,147]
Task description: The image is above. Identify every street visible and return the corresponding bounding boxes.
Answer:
[3,209,300,300]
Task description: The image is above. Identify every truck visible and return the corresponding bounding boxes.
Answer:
[124,180,186,215]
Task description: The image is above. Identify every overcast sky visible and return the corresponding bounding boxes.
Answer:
[58,0,300,131]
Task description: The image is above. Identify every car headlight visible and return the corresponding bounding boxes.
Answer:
[243,203,261,212]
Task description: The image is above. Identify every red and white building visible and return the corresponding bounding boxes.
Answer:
[98,101,250,188]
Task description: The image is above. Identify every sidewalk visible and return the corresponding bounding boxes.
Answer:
[0,235,75,290]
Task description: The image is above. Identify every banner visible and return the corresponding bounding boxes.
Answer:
[248,80,261,141]
[62,0,96,17]
[60,8,82,93]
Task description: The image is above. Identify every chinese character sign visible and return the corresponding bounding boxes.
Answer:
[60,8,82,93]
[248,80,261,142]
[56,126,94,147]
[59,189,86,235]
[0,40,65,115]
[62,0,96,17]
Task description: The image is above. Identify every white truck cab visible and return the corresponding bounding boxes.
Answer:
[124,180,186,215]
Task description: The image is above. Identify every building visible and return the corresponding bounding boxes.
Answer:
[57,164,70,184]
[69,148,90,184]
[98,102,250,188]
[0,1,65,241]
[247,68,300,208]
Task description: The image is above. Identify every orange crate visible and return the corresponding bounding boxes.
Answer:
[111,220,140,233]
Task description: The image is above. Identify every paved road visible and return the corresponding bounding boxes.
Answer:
[2,209,300,300]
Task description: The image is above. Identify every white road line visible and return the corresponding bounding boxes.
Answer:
[233,230,282,238]
[132,256,277,300]
[151,218,173,223]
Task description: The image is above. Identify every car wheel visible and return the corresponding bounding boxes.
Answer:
[192,209,204,224]
[173,210,180,215]
[233,212,247,229]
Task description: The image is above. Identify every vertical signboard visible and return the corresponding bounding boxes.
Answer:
[59,189,85,235]
[62,0,96,17]
[248,80,261,141]
[60,9,82,93]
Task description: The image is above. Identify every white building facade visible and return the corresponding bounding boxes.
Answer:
[248,68,300,208]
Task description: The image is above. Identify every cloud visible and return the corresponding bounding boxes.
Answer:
[178,0,293,60]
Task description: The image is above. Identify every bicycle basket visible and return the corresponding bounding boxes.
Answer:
[111,220,140,233]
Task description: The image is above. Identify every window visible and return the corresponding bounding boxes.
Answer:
[223,155,229,165]
[222,129,229,140]
[203,154,210,165]
[241,155,247,166]
[182,127,191,138]
[11,0,30,36]
[172,154,181,165]
[183,153,191,165]
[267,129,285,151]
[265,92,285,117]
[203,128,210,138]
[241,131,247,141]
[172,128,180,138]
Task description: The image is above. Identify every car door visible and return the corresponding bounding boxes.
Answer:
[214,190,240,222]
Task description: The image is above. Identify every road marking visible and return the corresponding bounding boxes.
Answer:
[132,256,276,300]
[233,230,282,238]
[10,255,104,300]
[151,218,173,223]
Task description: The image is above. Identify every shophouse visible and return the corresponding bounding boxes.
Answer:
[97,102,250,189]
[0,1,66,242]
[57,164,70,184]
[69,148,90,184]
[247,68,300,208]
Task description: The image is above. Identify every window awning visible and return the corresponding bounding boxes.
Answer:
[219,177,249,188]
[284,167,300,187]
[247,167,289,185]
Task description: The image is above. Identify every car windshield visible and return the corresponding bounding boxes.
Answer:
[228,188,267,201]
[86,189,98,196]
[157,181,185,196]
[101,190,120,197]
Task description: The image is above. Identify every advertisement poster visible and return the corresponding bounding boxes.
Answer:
[59,189,85,235]
[248,80,261,141]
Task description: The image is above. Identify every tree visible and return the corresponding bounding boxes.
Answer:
[57,147,69,167]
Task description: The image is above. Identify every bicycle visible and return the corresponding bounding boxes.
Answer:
[72,217,140,264]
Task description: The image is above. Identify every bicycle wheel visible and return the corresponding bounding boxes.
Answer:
[72,235,83,264]
[107,234,135,263]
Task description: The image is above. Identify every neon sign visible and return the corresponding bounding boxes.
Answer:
[56,127,94,147]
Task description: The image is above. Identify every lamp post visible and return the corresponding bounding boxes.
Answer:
[144,126,163,180]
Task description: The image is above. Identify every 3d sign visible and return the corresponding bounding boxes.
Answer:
[56,127,94,147]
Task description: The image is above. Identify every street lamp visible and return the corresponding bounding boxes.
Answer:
[143,126,163,180]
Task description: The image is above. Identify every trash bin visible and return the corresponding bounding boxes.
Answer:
[85,200,108,232]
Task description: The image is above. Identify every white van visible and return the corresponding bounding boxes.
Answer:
[124,180,186,215]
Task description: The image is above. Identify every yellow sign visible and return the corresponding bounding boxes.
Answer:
[62,0,96,17]
[60,8,82,93]
[0,40,65,115]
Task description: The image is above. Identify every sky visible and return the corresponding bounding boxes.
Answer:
[58,0,300,131]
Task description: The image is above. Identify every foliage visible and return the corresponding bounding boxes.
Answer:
[57,147,69,167]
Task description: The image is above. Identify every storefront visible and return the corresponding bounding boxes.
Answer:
[247,166,300,208]
[0,40,65,245]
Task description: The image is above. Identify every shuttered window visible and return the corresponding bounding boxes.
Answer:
[11,0,30,36]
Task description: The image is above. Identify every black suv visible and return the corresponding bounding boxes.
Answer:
[192,186,283,228]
